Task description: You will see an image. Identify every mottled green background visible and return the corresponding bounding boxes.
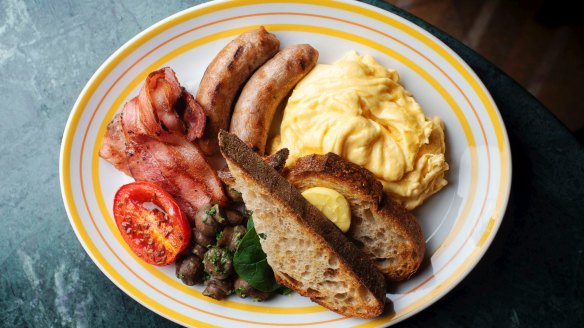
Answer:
[0,0,582,327]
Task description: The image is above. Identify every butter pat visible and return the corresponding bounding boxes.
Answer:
[301,187,351,232]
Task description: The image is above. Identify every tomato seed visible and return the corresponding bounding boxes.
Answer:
[126,228,132,234]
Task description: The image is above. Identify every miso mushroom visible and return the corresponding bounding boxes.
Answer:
[206,204,228,226]
[194,229,214,247]
[191,243,207,259]
[233,277,270,301]
[217,225,246,252]
[175,255,204,286]
[203,246,233,280]
[195,207,220,237]
[203,278,233,300]
[225,209,245,226]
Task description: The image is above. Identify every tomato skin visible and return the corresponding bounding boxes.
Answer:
[113,181,191,266]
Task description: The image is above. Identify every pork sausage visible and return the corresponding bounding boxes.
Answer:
[229,44,318,154]
[194,27,280,155]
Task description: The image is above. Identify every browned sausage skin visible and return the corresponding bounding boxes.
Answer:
[194,26,280,155]
[229,44,319,155]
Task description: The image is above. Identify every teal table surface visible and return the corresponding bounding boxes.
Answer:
[1,0,583,327]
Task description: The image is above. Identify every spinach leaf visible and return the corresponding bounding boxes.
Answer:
[246,215,254,230]
[233,227,280,292]
[275,285,293,295]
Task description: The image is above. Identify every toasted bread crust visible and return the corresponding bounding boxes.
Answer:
[288,153,383,205]
[219,131,386,318]
[374,195,426,280]
[288,153,425,281]
[218,148,289,186]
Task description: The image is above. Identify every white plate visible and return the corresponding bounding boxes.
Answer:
[59,1,512,327]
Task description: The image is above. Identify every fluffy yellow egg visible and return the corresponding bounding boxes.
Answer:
[270,51,448,210]
[301,187,351,233]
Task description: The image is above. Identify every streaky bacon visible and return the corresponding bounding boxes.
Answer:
[182,91,206,141]
[127,135,226,221]
[122,98,227,221]
[99,113,130,175]
[99,67,226,221]
[143,68,184,133]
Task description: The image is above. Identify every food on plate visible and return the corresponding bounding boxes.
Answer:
[288,153,425,281]
[219,131,387,318]
[233,277,271,301]
[113,181,191,266]
[270,51,448,209]
[231,217,293,297]
[229,44,319,154]
[99,26,445,317]
[100,114,131,175]
[217,225,247,251]
[301,187,351,233]
[195,26,280,155]
[233,221,281,293]
[100,54,293,302]
[175,254,204,286]
[203,274,233,300]
[203,246,234,280]
[100,68,207,176]
[217,148,289,187]
[99,67,227,222]
[186,202,252,300]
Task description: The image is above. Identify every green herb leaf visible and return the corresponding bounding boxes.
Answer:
[258,233,267,240]
[275,285,293,295]
[233,227,280,292]
[207,206,217,217]
[234,286,245,297]
[246,216,254,230]
[215,230,224,241]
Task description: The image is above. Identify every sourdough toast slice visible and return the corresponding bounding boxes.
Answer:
[218,148,289,186]
[219,131,386,318]
[287,153,425,281]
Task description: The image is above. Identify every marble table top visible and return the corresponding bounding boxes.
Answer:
[1,0,582,327]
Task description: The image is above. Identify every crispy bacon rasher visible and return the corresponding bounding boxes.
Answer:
[99,67,226,222]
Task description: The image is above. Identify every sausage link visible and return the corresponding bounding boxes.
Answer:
[195,27,280,155]
[229,44,318,154]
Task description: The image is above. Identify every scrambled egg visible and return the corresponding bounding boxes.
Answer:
[270,51,448,210]
[301,187,351,232]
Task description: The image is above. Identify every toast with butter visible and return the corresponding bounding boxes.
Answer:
[219,131,386,318]
[287,153,425,281]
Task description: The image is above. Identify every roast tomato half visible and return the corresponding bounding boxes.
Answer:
[113,181,191,266]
